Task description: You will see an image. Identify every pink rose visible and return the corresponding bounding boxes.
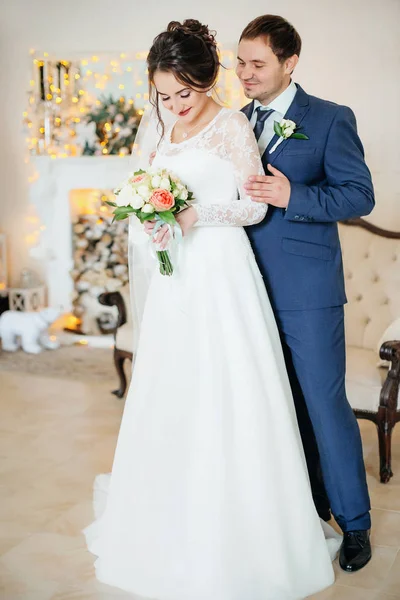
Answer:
[130,174,146,184]
[150,188,175,212]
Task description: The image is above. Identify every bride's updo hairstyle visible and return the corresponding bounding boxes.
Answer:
[147,19,221,136]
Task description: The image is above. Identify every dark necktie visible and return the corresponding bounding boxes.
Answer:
[253,106,274,141]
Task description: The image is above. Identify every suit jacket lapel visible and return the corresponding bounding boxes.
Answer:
[262,84,311,164]
[241,101,254,121]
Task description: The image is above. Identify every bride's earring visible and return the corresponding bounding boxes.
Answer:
[206,89,213,97]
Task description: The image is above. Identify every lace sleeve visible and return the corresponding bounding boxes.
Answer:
[194,111,267,226]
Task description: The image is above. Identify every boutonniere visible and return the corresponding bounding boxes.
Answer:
[269,119,309,154]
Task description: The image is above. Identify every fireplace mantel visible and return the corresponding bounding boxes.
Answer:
[29,156,131,310]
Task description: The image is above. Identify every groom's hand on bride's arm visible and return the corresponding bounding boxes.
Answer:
[244,165,291,208]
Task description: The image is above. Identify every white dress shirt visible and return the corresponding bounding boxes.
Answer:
[249,80,298,156]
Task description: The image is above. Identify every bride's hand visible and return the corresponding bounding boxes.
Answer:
[143,221,171,250]
[144,207,198,250]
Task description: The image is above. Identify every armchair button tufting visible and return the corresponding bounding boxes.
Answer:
[383,298,389,305]
[365,317,371,325]
[356,294,363,301]
[393,255,398,261]
[373,275,379,283]
[364,253,369,259]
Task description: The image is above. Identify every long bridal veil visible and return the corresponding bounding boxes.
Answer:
[127,101,176,352]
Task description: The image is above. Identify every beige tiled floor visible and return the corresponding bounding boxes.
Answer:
[1,369,399,599]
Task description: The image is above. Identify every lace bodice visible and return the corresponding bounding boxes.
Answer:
[152,108,267,227]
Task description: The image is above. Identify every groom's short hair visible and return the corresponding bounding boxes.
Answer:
[240,15,302,62]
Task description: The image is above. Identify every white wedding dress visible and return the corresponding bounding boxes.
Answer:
[85,108,341,600]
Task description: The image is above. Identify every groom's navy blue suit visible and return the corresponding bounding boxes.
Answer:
[243,84,374,532]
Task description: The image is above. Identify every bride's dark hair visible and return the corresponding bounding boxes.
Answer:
[147,19,221,138]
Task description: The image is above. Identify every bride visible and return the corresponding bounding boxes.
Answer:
[85,19,341,600]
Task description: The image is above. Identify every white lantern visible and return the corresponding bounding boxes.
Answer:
[9,285,46,312]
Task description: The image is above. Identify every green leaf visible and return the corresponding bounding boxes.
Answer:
[134,169,146,175]
[291,133,309,140]
[274,121,283,137]
[113,207,130,214]
[141,212,156,221]
[105,201,117,207]
[113,212,129,221]
[158,211,177,226]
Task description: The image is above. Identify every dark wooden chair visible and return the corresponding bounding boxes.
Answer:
[339,218,400,482]
[99,287,133,399]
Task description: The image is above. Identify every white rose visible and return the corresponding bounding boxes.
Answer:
[283,127,295,138]
[137,185,152,201]
[142,203,154,214]
[115,113,124,123]
[280,119,296,129]
[151,175,161,187]
[115,185,135,206]
[173,188,180,198]
[159,177,171,191]
[130,191,146,209]
[179,188,188,200]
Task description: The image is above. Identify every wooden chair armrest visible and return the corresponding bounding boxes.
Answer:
[98,291,127,328]
[379,341,400,412]
[380,341,400,365]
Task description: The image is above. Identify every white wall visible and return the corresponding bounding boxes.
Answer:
[0,0,399,284]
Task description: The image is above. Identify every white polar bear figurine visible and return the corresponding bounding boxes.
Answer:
[0,307,61,354]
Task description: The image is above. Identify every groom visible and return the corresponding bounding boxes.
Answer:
[238,15,374,572]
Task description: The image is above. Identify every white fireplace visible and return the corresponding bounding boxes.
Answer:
[29,156,131,311]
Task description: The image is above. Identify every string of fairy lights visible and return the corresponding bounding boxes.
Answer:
[22,47,244,254]
[23,47,244,160]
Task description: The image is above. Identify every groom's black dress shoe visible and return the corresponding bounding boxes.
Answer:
[339,530,372,572]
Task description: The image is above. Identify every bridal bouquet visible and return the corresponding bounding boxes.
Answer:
[107,167,194,276]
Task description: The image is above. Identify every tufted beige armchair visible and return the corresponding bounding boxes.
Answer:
[339,219,400,483]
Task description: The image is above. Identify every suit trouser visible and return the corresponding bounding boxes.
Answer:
[275,306,371,532]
